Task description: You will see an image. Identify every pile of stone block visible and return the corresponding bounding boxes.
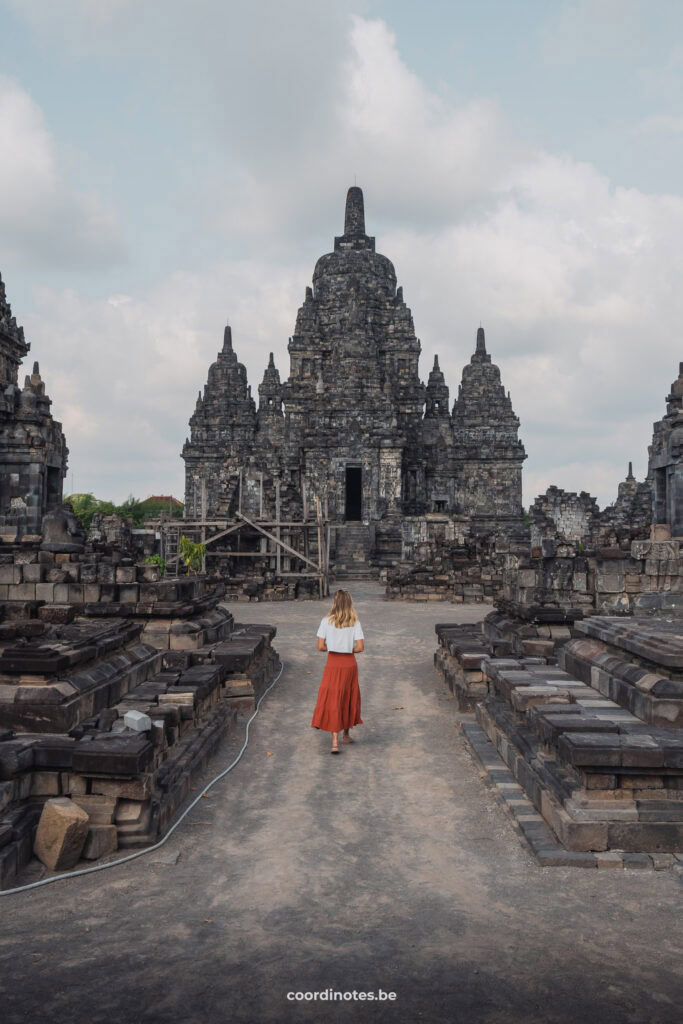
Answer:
[483,610,575,663]
[434,623,491,710]
[0,614,279,889]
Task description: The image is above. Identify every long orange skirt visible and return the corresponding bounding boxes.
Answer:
[311,652,363,733]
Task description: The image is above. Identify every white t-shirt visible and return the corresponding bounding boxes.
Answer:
[317,616,364,654]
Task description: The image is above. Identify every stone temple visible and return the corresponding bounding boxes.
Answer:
[0,274,67,535]
[182,187,526,575]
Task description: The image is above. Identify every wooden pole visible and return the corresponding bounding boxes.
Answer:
[316,496,324,598]
[236,511,322,572]
[200,479,207,574]
[325,524,331,595]
[275,480,281,576]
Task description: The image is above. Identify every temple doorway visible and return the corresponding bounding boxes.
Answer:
[345,466,362,521]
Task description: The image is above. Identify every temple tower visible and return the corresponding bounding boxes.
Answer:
[0,272,68,535]
[451,327,526,529]
[182,325,256,519]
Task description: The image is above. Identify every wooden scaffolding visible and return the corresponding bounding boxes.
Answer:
[154,496,330,598]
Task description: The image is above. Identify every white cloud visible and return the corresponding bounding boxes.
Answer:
[0,76,124,270]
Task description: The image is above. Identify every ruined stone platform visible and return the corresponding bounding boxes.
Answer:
[0,539,281,889]
[435,613,683,861]
[0,615,279,889]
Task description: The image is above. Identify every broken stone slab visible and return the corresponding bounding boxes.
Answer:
[33,797,89,871]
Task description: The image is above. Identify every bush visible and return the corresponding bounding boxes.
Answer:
[179,535,206,574]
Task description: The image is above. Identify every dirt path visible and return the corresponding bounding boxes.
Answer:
[1,585,680,1023]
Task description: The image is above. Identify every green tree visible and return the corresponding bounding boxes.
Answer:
[64,493,147,532]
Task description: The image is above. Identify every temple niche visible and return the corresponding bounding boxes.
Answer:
[0,273,68,536]
[182,187,527,578]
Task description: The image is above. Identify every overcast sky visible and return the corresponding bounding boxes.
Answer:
[1,0,682,506]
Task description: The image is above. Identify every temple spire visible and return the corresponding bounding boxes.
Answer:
[222,325,233,352]
[476,327,486,354]
[627,461,634,480]
[344,186,365,236]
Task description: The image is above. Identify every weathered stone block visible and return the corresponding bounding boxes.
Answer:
[115,566,136,584]
[72,795,116,824]
[596,574,625,593]
[38,603,76,624]
[0,565,22,584]
[123,709,152,732]
[33,798,89,871]
[82,824,118,860]
[35,582,55,603]
[29,772,61,796]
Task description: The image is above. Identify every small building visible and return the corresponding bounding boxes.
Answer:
[140,495,185,519]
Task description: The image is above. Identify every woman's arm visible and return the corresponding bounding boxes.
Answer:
[353,639,364,653]
[318,637,327,652]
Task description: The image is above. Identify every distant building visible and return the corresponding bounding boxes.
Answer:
[140,495,184,518]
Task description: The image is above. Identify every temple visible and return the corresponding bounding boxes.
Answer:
[0,273,68,535]
[182,187,526,576]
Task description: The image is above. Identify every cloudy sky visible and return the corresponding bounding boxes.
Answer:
[1,0,682,507]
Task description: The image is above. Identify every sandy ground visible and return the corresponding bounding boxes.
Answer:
[0,583,680,1024]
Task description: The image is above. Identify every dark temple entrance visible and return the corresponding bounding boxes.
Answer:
[345,466,362,521]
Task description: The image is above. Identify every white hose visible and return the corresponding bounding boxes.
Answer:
[0,659,285,898]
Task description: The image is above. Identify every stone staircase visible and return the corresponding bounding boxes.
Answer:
[331,524,379,580]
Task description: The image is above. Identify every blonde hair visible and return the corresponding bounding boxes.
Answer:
[327,589,357,628]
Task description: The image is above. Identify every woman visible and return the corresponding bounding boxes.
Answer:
[311,589,364,754]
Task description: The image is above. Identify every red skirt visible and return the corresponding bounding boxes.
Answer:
[311,652,363,732]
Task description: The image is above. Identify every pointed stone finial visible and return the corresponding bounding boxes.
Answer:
[627,461,634,480]
[433,355,440,372]
[268,352,275,369]
[476,327,486,354]
[344,186,365,236]
[32,361,39,375]
[222,325,232,351]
